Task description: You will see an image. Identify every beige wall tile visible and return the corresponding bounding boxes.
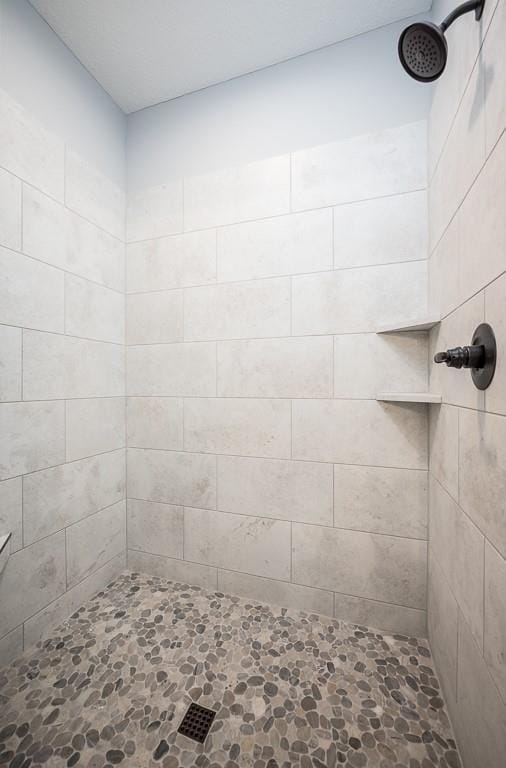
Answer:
[292,523,427,609]
[334,592,427,637]
[126,229,216,293]
[127,181,183,241]
[127,549,217,590]
[127,397,183,450]
[66,398,125,462]
[483,0,506,154]
[334,190,427,268]
[185,398,291,458]
[23,449,125,544]
[292,122,426,211]
[184,506,291,581]
[218,455,333,525]
[334,465,427,539]
[127,343,216,397]
[218,336,332,398]
[0,325,22,402]
[185,277,290,341]
[292,261,427,336]
[428,552,458,703]
[292,399,427,469]
[218,569,334,617]
[184,154,290,230]
[0,167,21,250]
[485,272,506,415]
[0,625,23,669]
[0,477,22,552]
[484,541,506,703]
[126,290,183,345]
[65,274,125,344]
[66,500,126,588]
[65,149,125,239]
[217,208,332,282]
[0,400,65,480]
[127,499,183,559]
[127,448,216,509]
[429,404,459,501]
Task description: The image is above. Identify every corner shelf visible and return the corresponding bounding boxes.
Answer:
[0,533,11,577]
[376,392,442,404]
[376,316,440,334]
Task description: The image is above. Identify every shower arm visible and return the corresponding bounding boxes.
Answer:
[440,0,484,33]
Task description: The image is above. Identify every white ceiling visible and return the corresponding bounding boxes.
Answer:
[29,0,433,114]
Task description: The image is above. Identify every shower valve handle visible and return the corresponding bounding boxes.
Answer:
[434,344,484,369]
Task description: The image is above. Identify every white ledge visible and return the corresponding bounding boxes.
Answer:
[376,317,441,334]
[0,532,11,577]
[376,392,442,404]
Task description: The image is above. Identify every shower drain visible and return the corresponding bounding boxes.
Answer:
[177,702,217,743]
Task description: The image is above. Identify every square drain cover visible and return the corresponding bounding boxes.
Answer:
[177,702,217,743]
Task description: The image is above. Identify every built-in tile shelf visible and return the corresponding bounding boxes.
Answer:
[376,316,441,334]
[0,533,11,577]
[376,392,442,404]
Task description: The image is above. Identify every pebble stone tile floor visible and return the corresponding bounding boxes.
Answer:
[0,572,461,768]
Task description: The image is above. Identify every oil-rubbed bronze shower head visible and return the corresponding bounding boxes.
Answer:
[398,0,485,82]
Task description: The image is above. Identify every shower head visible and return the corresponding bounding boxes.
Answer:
[398,0,485,82]
[398,22,448,82]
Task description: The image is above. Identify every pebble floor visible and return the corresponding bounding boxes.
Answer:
[0,571,461,768]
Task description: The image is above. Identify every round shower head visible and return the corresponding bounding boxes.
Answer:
[398,22,448,82]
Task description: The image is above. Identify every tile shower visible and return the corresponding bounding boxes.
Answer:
[0,0,505,765]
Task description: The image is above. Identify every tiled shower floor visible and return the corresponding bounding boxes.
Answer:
[0,572,460,768]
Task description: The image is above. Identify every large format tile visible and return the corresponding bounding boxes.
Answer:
[333,333,428,399]
[0,401,64,480]
[293,399,427,469]
[217,455,333,525]
[66,500,126,588]
[65,274,125,344]
[429,477,484,650]
[292,261,427,336]
[292,524,427,608]
[0,625,23,670]
[0,89,64,200]
[65,149,125,239]
[127,448,216,509]
[184,155,290,230]
[0,531,66,637]
[333,190,428,268]
[184,507,291,581]
[23,552,125,648]
[459,407,506,558]
[0,477,22,552]
[66,398,125,462]
[127,499,183,559]
[0,246,64,333]
[484,541,506,704]
[184,277,290,341]
[23,331,125,400]
[428,552,458,704]
[127,550,218,590]
[458,133,506,304]
[0,167,21,250]
[334,464,427,539]
[292,122,426,211]
[184,398,291,458]
[218,337,332,398]
[23,186,125,291]
[429,404,459,501]
[0,325,22,402]
[454,616,506,768]
[334,592,427,637]
[127,343,216,397]
[217,208,332,282]
[483,0,506,154]
[126,290,183,345]
[127,397,183,450]
[218,570,334,617]
[23,449,125,544]
[127,181,183,241]
[485,272,506,416]
[126,229,216,293]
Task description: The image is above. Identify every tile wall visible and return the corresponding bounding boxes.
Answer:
[427,0,506,765]
[126,119,431,636]
[0,89,127,666]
